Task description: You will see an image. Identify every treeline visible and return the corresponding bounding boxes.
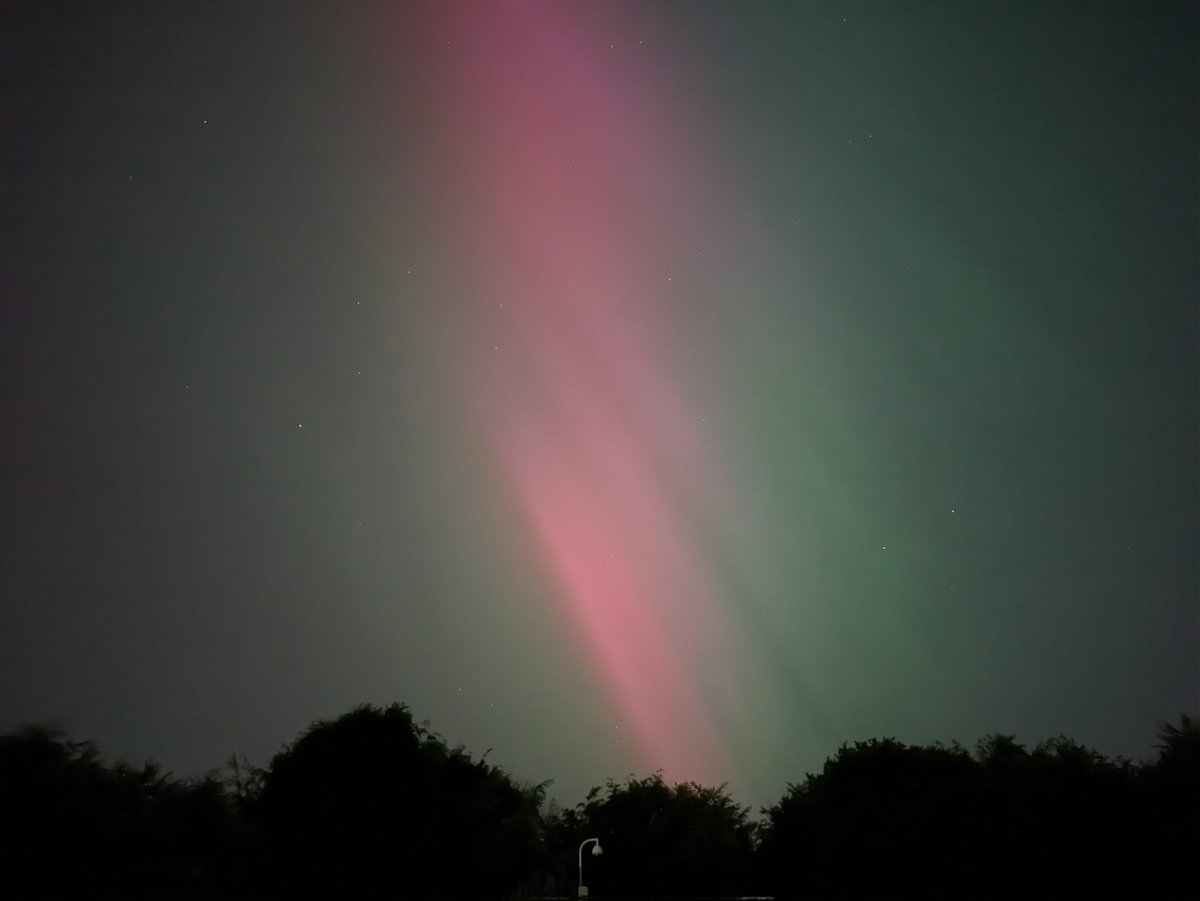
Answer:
[1,704,1196,899]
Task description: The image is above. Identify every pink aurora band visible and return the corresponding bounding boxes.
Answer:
[417,2,748,786]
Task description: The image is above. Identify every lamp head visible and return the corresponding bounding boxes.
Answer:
[592,842,603,857]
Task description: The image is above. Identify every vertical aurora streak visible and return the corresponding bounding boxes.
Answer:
[1,0,1194,812]
[418,2,746,784]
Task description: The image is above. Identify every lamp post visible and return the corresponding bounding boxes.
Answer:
[577,836,603,898]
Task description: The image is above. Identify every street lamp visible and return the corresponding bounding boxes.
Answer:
[578,836,603,898]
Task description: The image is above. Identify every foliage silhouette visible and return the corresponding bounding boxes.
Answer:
[550,772,755,898]
[2,707,1196,899]
[758,729,1195,898]
[254,702,542,900]
[1138,713,1200,871]
[0,726,239,900]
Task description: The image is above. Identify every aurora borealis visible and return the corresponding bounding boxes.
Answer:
[422,2,759,787]
[2,2,1197,808]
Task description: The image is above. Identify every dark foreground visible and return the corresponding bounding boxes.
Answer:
[3,705,1196,900]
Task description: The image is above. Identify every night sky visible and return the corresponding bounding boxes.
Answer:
[2,1,1196,809]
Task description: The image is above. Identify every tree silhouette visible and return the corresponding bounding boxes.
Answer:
[1139,714,1200,872]
[4,706,1195,899]
[555,772,755,898]
[0,726,239,900]
[254,702,542,899]
[1152,713,1200,776]
[758,731,1172,898]
[760,738,984,898]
